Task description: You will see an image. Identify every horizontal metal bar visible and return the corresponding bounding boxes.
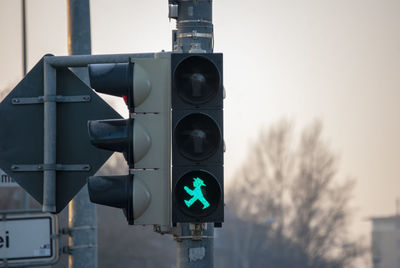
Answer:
[44,53,158,68]
[11,164,91,172]
[0,209,43,215]
[12,95,91,105]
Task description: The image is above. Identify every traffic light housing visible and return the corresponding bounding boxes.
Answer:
[86,52,224,227]
[171,53,224,226]
[87,54,171,226]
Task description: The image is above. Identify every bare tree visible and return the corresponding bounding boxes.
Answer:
[226,120,367,268]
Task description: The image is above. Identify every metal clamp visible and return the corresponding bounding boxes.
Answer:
[172,223,213,241]
[11,164,91,172]
[51,233,61,239]
[174,235,214,242]
[12,95,91,105]
[65,225,97,235]
[169,4,178,19]
[63,244,97,255]
[178,19,213,24]
[177,31,213,39]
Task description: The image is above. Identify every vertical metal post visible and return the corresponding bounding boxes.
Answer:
[42,62,57,213]
[67,0,92,84]
[21,0,27,76]
[67,1,98,268]
[176,223,214,268]
[21,0,30,210]
[169,0,213,53]
[170,1,215,267]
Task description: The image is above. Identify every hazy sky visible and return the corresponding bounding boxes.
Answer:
[0,0,399,240]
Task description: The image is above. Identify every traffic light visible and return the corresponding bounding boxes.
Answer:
[85,52,224,227]
[171,53,224,226]
[87,54,171,226]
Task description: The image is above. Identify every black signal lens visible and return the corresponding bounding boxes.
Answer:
[174,56,220,105]
[174,113,221,161]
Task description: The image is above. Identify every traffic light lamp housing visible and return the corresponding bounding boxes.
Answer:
[88,175,134,224]
[86,52,223,226]
[87,119,134,168]
[87,54,171,226]
[89,62,152,113]
[171,53,224,226]
[171,54,223,109]
[87,175,151,225]
[172,110,223,166]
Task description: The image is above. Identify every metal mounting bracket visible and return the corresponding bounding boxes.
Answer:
[61,225,96,236]
[11,164,91,172]
[172,223,213,241]
[62,244,97,255]
[11,95,91,105]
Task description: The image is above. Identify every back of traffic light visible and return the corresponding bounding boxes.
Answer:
[87,53,171,226]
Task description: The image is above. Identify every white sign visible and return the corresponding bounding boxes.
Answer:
[0,169,19,187]
[0,213,59,267]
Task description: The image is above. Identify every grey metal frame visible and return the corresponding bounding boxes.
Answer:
[43,62,57,212]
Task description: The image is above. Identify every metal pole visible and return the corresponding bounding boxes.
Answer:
[21,0,27,76]
[169,0,213,53]
[21,0,30,210]
[67,1,97,268]
[176,223,214,268]
[42,62,57,212]
[169,1,215,267]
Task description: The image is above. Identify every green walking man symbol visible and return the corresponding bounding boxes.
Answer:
[184,177,210,210]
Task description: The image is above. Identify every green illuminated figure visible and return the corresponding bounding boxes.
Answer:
[184,177,210,210]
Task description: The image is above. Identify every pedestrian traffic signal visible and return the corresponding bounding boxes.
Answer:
[175,172,221,218]
[87,54,171,226]
[171,53,224,226]
[85,52,224,226]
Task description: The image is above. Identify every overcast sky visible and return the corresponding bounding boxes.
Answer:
[1,0,399,242]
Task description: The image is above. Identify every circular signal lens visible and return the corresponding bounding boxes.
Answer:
[174,113,221,161]
[174,170,221,217]
[174,56,220,105]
